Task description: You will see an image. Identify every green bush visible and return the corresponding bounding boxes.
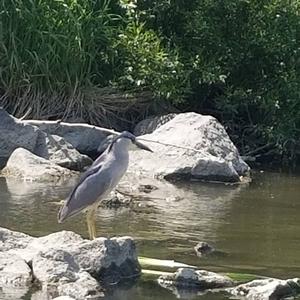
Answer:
[135,0,300,165]
[0,0,299,165]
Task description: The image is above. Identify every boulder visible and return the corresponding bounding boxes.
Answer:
[34,132,92,171]
[0,252,32,287]
[229,278,300,300]
[1,228,140,299]
[0,108,39,167]
[23,120,109,155]
[1,148,77,182]
[129,113,250,183]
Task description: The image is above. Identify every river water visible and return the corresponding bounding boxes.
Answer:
[0,171,299,299]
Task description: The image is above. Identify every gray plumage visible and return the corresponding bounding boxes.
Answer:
[58,131,152,224]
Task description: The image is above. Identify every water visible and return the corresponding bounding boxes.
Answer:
[0,171,300,299]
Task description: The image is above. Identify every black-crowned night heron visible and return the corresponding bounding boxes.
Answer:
[58,131,152,239]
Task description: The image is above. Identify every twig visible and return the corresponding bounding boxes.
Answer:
[244,143,273,156]
[138,137,204,154]
[19,106,32,120]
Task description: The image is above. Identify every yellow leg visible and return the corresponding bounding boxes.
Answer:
[86,206,97,240]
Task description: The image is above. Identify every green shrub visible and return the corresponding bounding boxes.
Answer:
[135,0,300,164]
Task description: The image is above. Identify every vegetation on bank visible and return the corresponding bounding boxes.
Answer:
[0,0,299,166]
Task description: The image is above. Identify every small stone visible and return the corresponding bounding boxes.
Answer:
[158,267,234,290]
[194,242,215,257]
[34,132,92,171]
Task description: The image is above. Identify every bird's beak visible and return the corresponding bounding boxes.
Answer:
[134,140,153,152]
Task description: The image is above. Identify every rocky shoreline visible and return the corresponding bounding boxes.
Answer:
[0,227,299,300]
[0,108,250,183]
[4,108,299,299]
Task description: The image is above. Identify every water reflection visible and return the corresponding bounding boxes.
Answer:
[1,172,300,299]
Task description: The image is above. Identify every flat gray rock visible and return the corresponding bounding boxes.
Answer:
[129,112,250,183]
[1,148,77,182]
[158,268,234,290]
[34,132,92,171]
[229,278,300,300]
[158,268,234,298]
[23,120,109,155]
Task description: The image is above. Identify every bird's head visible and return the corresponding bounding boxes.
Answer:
[111,131,153,152]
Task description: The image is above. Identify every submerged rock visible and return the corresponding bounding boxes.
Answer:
[194,242,215,257]
[23,119,109,155]
[1,148,77,182]
[34,132,92,171]
[229,278,300,300]
[129,112,250,183]
[158,268,234,295]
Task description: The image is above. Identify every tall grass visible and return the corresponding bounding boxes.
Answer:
[0,0,119,119]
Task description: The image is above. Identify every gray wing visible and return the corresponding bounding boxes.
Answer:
[58,150,111,223]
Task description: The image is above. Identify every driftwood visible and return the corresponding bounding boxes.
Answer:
[22,119,120,136]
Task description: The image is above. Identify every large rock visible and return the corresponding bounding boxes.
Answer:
[21,231,140,283]
[0,109,93,171]
[229,278,300,300]
[34,132,92,171]
[0,108,40,167]
[1,228,140,299]
[1,148,77,182]
[23,120,109,155]
[129,113,250,183]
